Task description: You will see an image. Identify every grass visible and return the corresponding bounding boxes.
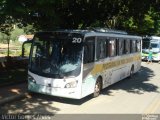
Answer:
[0,42,22,57]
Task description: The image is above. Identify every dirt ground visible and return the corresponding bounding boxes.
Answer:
[0,43,21,57]
[0,43,14,49]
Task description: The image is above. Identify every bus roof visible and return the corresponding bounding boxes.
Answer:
[35,30,142,40]
[150,36,160,40]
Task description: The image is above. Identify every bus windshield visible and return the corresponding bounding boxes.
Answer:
[150,43,159,48]
[29,34,83,78]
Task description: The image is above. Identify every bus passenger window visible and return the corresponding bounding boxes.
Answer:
[109,39,116,57]
[118,39,124,55]
[124,39,130,54]
[116,39,119,56]
[131,40,136,53]
[136,40,141,52]
[83,37,95,64]
[106,40,109,57]
[96,38,106,60]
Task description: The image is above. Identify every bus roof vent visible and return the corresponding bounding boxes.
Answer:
[91,28,128,35]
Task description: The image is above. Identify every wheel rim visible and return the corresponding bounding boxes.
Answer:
[130,68,133,77]
[95,81,100,96]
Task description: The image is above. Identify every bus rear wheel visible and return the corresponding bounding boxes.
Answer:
[129,66,134,78]
[93,78,102,97]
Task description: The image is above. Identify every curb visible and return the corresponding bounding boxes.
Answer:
[0,92,29,106]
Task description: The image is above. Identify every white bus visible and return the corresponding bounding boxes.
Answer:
[28,29,142,99]
[142,36,160,61]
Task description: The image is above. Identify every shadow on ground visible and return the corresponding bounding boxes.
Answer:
[0,56,28,101]
[0,83,27,100]
[102,65,158,95]
[0,56,28,86]
[0,94,60,115]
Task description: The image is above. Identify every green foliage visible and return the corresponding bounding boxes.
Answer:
[10,27,24,41]
[0,32,8,43]
[123,17,138,33]
[23,24,36,34]
[1,0,160,36]
[23,43,32,57]
[0,25,25,42]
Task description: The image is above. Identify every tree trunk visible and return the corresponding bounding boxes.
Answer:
[7,37,10,58]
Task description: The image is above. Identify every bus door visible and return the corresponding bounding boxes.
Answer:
[96,37,111,87]
[82,37,96,97]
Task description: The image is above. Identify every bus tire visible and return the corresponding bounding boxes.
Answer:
[93,77,102,98]
[129,65,134,78]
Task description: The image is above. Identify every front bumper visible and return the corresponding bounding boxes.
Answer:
[28,81,82,99]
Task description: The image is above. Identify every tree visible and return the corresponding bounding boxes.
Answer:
[1,0,160,36]
[0,0,15,57]
[1,16,14,57]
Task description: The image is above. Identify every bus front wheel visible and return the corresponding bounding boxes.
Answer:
[93,78,102,98]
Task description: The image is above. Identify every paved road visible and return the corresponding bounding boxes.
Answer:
[1,62,160,118]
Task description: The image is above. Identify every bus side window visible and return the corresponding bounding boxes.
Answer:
[106,39,109,57]
[124,39,130,54]
[118,39,124,55]
[83,37,95,64]
[116,39,119,56]
[136,40,141,52]
[109,38,116,57]
[131,40,136,53]
[96,37,106,60]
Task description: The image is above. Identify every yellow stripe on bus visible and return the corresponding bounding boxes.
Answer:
[91,54,141,75]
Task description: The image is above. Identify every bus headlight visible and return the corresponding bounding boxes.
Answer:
[65,81,78,88]
[28,75,36,83]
